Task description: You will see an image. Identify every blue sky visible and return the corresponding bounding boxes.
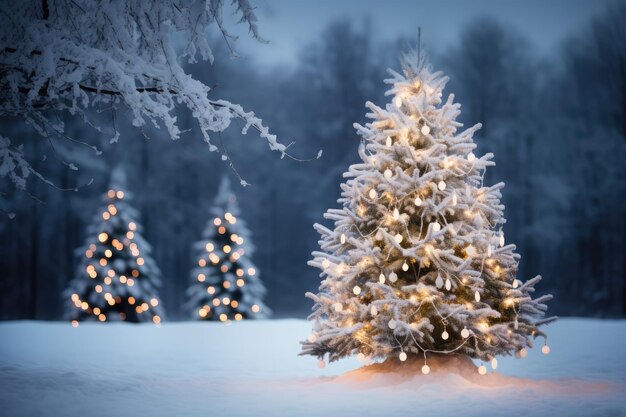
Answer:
[227,0,615,67]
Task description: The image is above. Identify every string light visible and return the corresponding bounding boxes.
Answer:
[437,180,446,191]
[399,351,407,361]
[386,136,392,147]
[461,328,470,338]
[441,330,449,340]
[421,364,430,374]
[393,96,402,108]
[388,319,397,329]
[491,358,498,369]
[421,125,431,135]
[435,274,444,288]
[414,197,423,206]
[379,273,385,284]
[542,345,551,355]
[369,189,377,199]
[402,261,409,271]
[353,285,361,295]
[384,169,392,179]
[389,272,398,283]
[478,365,487,375]
[467,152,476,162]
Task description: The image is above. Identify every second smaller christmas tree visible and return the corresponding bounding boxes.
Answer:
[186,177,270,321]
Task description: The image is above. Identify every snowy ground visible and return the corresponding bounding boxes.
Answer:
[0,318,624,417]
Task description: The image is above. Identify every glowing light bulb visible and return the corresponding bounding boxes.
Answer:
[394,234,403,244]
[431,222,441,232]
[369,189,377,199]
[402,261,409,271]
[421,125,431,135]
[393,96,402,108]
[308,334,317,343]
[451,193,458,206]
[519,348,528,358]
[334,303,343,312]
[421,364,430,374]
[437,180,446,191]
[414,197,423,206]
[399,352,407,362]
[478,365,487,375]
[441,330,449,340]
[317,359,326,369]
[379,273,386,284]
[491,358,498,369]
[475,291,481,302]
[445,278,452,291]
[386,136,392,147]
[353,285,362,295]
[388,319,397,329]
[467,152,476,162]
[389,272,398,283]
[461,328,470,338]
[542,345,551,355]
[499,234,505,247]
[340,233,346,244]
[370,305,378,316]
[384,169,392,179]
[321,259,330,269]
[512,279,519,289]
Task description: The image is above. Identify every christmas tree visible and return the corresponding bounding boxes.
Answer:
[64,167,165,325]
[302,50,555,373]
[186,177,270,321]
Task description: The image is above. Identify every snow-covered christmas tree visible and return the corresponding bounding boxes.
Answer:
[64,167,165,325]
[186,177,269,321]
[302,50,555,373]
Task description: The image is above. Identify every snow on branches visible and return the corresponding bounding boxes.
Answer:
[0,0,285,189]
[302,50,556,372]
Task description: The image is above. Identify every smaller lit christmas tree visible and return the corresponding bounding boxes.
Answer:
[186,176,270,321]
[64,166,165,325]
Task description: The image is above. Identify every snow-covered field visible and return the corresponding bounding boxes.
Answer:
[0,318,624,417]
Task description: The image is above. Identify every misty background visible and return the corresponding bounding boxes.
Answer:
[1,0,625,319]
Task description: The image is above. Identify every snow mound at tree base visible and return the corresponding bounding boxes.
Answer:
[335,353,613,395]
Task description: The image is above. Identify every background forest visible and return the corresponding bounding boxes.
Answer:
[1,1,625,320]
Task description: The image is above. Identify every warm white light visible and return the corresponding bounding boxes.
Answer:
[478,365,487,375]
[451,193,458,206]
[386,136,392,147]
[384,169,392,179]
[370,305,378,316]
[394,234,403,244]
[353,285,361,295]
[467,152,476,162]
[399,352,407,362]
[512,279,519,289]
[333,303,343,312]
[379,273,385,284]
[369,189,377,199]
[461,328,470,338]
[393,96,402,108]
[421,364,430,374]
[392,208,400,220]
[491,358,498,369]
[340,233,346,244]
[317,359,326,369]
[308,334,317,343]
[520,348,528,358]
[431,222,441,232]
[421,125,431,135]
[322,259,330,269]
[435,274,444,288]
[414,197,422,206]
[402,261,409,271]
[445,278,452,291]
[388,319,397,329]
[542,345,551,355]
[437,180,446,191]
[441,330,449,340]
[389,272,398,282]
[475,291,481,302]
[251,304,261,313]
[499,234,505,247]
